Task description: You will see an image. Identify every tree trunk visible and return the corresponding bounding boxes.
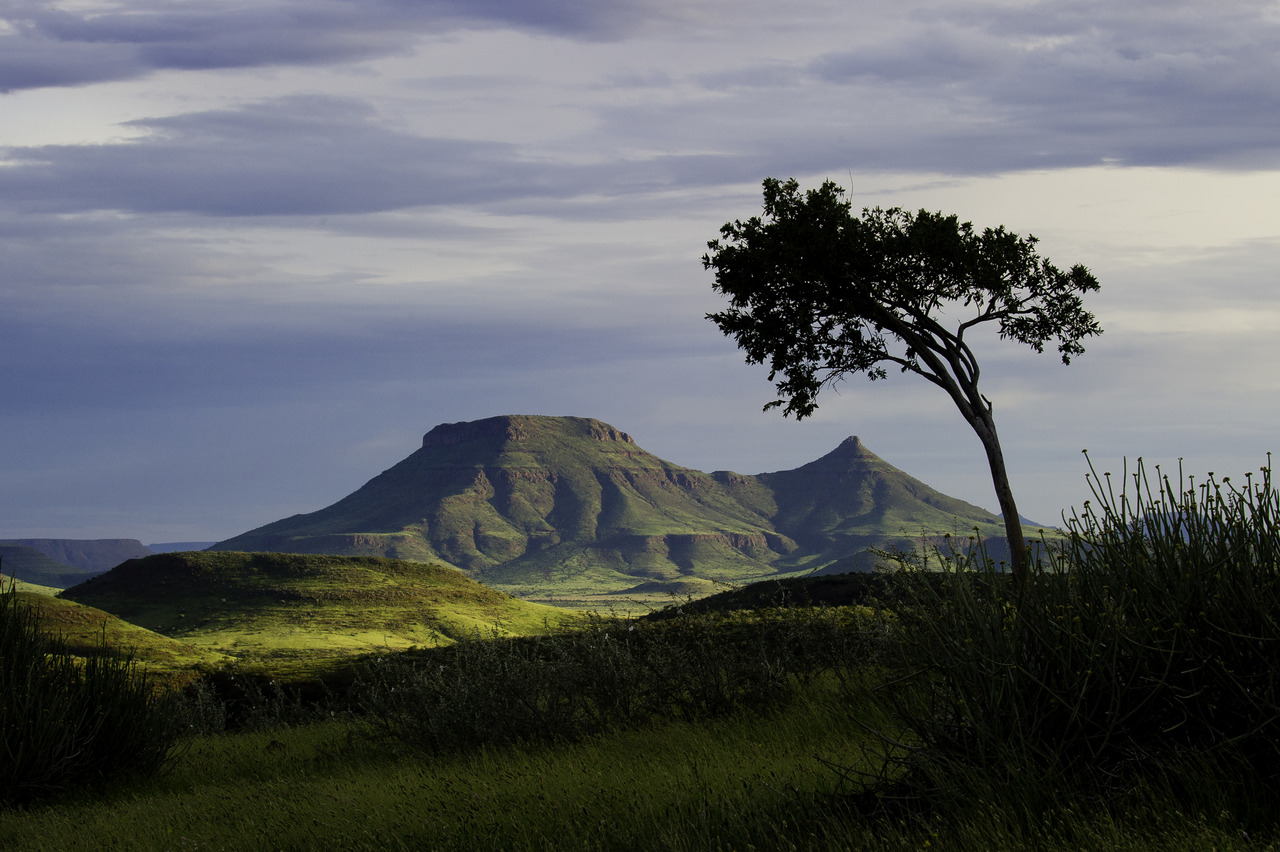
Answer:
[967,411,1029,585]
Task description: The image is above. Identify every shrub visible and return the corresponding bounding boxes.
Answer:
[353,607,886,753]
[0,580,177,804]
[870,455,1280,803]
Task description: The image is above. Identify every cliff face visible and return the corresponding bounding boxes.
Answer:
[212,415,1007,595]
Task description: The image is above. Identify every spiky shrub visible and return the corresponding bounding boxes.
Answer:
[0,581,177,803]
[876,455,1280,802]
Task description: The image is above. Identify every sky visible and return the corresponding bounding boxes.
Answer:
[2,0,1279,545]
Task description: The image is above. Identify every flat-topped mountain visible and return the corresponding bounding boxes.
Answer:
[213,415,1014,596]
[0,538,152,575]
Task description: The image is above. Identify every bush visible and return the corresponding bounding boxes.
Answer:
[871,454,1280,803]
[353,607,886,753]
[0,580,177,804]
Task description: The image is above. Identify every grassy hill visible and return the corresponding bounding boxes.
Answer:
[212,415,1021,598]
[5,576,224,687]
[59,551,582,676]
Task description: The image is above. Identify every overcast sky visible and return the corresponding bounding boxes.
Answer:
[3,0,1278,544]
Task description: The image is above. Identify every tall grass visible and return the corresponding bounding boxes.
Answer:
[2,681,1268,851]
[0,577,178,803]
[867,454,1280,817]
[354,606,887,753]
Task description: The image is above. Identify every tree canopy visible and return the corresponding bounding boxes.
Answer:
[703,178,1102,579]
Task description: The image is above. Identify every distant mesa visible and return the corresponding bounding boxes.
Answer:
[0,538,153,587]
[211,414,1014,598]
[422,416,634,450]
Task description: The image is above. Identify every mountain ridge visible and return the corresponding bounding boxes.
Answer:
[0,538,153,575]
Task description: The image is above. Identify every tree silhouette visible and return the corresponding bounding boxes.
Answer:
[704,178,1102,582]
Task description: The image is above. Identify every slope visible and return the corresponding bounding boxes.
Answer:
[1,538,153,573]
[751,436,1011,571]
[8,577,225,687]
[59,551,582,672]
[1,544,104,588]
[215,416,794,596]
[212,415,1022,597]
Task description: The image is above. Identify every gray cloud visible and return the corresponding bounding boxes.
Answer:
[3,0,1279,542]
[0,96,577,215]
[0,0,663,92]
[806,0,1280,169]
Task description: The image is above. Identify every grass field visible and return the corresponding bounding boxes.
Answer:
[0,672,1271,851]
[55,552,584,681]
[4,456,1279,848]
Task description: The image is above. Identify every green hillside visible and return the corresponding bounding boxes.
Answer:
[754,435,1015,572]
[6,577,224,687]
[59,551,582,673]
[212,415,1024,598]
[215,416,796,596]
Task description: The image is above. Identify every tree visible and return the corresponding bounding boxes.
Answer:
[703,178,1102,583]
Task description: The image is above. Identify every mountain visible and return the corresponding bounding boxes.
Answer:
[749,435,1017,572]
[1,544,105,588]
[0,538,153,574]
[212,415,1013,597]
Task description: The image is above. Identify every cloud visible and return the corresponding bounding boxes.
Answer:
[0,95,581,215]
[805,0,1280,169]
[0,0,676,92]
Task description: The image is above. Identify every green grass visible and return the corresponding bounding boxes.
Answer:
[0,689,869,851]
[1,678,1272,851]
[1,580,179,804]
[5,452,1278,848]
[8,579,225,687]
[59,552,583,680]
[0,596,1274,850]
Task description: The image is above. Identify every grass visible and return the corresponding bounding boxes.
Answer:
[4,454,1279,848]
[0,687,875,852]
[59,552,583,680]
[861,452,1280,822]
[5,578,225,687]
[0,579,179,804]
[1,679,1272,851]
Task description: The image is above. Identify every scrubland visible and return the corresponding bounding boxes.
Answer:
[2,457,1278,850]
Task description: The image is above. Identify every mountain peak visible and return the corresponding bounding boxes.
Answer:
[423,415,634,450]
[775,435,881,474]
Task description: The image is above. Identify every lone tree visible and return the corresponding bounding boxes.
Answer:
[703,178,1102,583]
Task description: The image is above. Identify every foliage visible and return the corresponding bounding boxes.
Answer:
[703,177,1102,577]
[2,564,1276,849]
[0,579,177,804]
[2,681,1273,850]
[353,607,886,753]
[868,454,1280,805]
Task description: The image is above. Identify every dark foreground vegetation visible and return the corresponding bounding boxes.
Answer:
[2,457,1279,850]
